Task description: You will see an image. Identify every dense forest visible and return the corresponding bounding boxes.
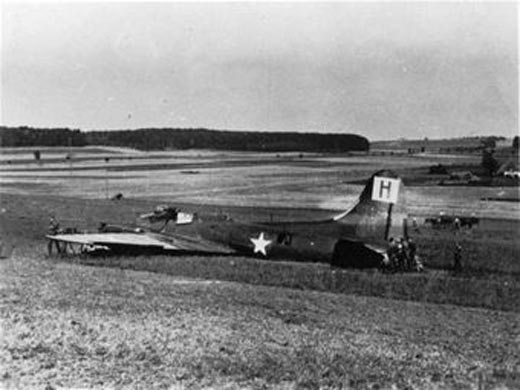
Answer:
[0,126,369,152]
[0,127,87,147]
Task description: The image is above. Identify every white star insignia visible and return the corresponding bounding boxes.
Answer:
[250,232,272,256]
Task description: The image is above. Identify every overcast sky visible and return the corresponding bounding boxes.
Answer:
[1,2,517,140]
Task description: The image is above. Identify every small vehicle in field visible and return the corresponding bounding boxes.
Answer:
[425,214,479,229]
[503,170,520,179]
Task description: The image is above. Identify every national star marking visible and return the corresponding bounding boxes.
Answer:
[250,232,272,256]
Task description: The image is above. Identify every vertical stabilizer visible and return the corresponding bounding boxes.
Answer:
[334,170,404,243]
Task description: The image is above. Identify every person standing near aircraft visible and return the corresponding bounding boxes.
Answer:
[453,243,462,272]
[47,216,63,255]
[454,217,461,231]
[412,217,420,233]
[407,238,417,269]
[387,237,398,270]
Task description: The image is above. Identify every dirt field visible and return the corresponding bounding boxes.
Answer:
[1,148,519,389]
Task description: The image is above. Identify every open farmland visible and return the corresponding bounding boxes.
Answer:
[0,147,519,389]
[0,147,518,218]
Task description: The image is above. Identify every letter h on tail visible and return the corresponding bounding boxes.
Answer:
[372,177,401,240]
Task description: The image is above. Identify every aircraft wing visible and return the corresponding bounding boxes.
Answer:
[46,232,235,254]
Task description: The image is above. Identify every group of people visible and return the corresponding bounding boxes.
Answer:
[381,235,464,273]
[382,236,424,272]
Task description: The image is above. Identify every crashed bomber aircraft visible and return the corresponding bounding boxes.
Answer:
[47,170,408,268]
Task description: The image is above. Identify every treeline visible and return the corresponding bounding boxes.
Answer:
[0,127,87,147]
[0,126,369,152]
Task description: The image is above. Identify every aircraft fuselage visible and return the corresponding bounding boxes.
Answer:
[187,217,385,268]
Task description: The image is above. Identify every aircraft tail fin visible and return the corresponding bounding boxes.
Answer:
[334,170,404,243]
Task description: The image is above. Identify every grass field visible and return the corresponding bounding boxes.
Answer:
[65,252,519,312]
[0,190,518,312]
[1,148,519,388]
[414,233,520,275]
[1,251,519,389]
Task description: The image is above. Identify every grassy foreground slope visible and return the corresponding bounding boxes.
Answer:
[1,252,519,390]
